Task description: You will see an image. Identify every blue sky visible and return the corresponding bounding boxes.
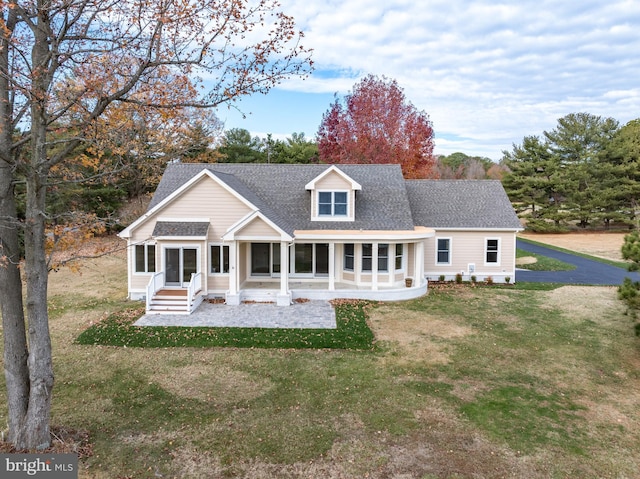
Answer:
[216,0,640,161]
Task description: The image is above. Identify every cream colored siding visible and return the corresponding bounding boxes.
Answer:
[315,171,353,190]
[207,275,230,291]
[236,217,281,238]
[131,274,152,291]
[129,177,253,244]
[238,242,248,284]
[342,271,355,282]
[126,175,255,294]
[424,230,517,280]
[130,221,156,243]
[129,175,253,245]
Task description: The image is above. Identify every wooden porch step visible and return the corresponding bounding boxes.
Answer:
[150,289,188,312]
[155,289,188,297]
[148,288,205,314]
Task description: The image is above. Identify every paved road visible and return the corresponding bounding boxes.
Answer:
[515,239,640,285]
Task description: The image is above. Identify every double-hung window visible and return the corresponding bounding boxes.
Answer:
[344,243,355,271]
[318,191,348,217]
[211,244,230,274]
[361,244,373,272]
[378,244,389,272]
[135,244,156,273]
[436,238,451,265]
[395,244,404,270]
[485,239,500,264]
[361,244,389,272]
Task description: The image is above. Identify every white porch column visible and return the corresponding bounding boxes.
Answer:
[328,242,335,291]
[414,241,424,286]
[226,241,240,305]
[277,241,291,306]
[372,242,379,291]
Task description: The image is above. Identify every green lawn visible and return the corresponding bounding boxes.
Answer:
[76,301,375,349]
[1,250,639,478]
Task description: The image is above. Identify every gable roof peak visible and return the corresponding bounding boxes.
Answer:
[305,165,362,191]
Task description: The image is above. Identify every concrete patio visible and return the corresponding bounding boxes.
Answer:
[134,299,337,329]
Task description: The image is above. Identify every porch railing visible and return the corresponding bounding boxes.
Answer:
[146,272,165,312]
[187,272,203,313]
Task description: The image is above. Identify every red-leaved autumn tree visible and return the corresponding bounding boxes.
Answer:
[317,75,437,178]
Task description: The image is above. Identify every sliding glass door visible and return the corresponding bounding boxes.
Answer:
[165,247,198,287]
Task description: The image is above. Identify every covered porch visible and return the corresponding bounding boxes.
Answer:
[224,227,433,307]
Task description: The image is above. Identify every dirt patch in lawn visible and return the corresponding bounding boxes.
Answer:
[541,285,624,321]
[153,364,273,405]
[368,305,472,364]
[516,255,538,265]
[519,232,627,261]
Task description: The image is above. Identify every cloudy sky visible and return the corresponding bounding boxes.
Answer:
[217,0,640,160]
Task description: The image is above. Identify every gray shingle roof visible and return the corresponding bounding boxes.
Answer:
[149,163,416,233]
[405,180,523,229]
[153,221,210,237]
[147,164,521,234]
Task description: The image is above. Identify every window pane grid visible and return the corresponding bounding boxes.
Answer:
[344,243,354,271]
[486,239,499,263]
[395,244,403,270]
[362,243,372,272]
[437,238,450,264]
[211,245,230,273]
[378,244,389,272]
[135,244,155,273]
[318,191,348,217]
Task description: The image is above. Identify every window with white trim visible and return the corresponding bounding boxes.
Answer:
[362,244,389,272]
[378,244,389,272]
[210,244,230,274]
[395,244,404,270]
[485,238,500,264]
[436,238,451,265]
[344,243,355,271]
[318,191,348,217]
[135,244,156,273]
[362,244,373,272]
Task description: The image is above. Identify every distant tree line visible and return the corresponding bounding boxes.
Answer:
[434,152,507,180]
[33,114,508,230]
[502,113,640,231]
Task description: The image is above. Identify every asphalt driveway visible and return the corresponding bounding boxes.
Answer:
[515,239,640,285]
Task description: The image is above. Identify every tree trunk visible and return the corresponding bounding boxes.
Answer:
[0,2,57,448]
[0,163,31,447]
[0,6,31,447]
[17,12,56,443]
[21,165,54,449]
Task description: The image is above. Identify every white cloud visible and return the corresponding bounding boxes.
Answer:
[226,0,640,159]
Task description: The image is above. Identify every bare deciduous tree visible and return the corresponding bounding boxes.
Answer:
[0,0,311,449]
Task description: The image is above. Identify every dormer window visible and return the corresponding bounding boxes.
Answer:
[319,191,348,217]
[306,166,361,222]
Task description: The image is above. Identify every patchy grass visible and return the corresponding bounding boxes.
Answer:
[2,236,640,478]
[516,248,576,271]
[75,301,375,350]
